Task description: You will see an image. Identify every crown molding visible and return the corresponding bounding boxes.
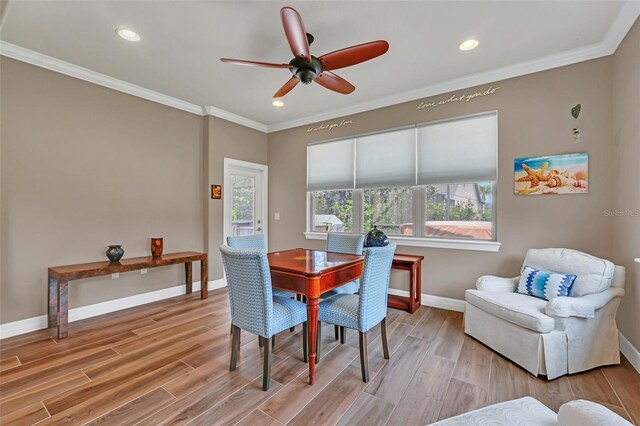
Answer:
[266,1,639,133]
[0,41,205,115]
[203,105,268,133]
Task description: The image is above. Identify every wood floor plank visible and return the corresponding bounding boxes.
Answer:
[0,356,21,372]
[527,375,574,412]
[350,321,414,373]
[409,307,448,342]
[132,312,219,337]
[84,387,176,425]
[336,392,395,426]
[486,353,530,405]
[0,349,118,400]
[386,354,456,426]
[259,343,359,424]
[364,336,430,404]
[437,378,488,421]
[188,377,284,426]
[429,311,465,361]
[0,401,50,425]
[288,365,373,426]
[1,337,58,362]
[392,305,430,326]
[44,344,201,415]
[569,368,624,407]
[40,361,192,424]
[113,320,210,354]
[603,356,640,425]
[451,336,493,389]
[0,370,90,417]
[236,409,284,426]
[0,332,55,352]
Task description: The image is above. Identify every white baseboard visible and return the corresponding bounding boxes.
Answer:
[0,279,227,339]
[387,288,466,312]
[619,332,640,374]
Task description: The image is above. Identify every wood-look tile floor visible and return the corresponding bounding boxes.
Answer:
[1,288,639,425]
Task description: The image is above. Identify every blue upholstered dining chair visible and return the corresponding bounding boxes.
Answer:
[324,233,365,341]
[219,245,307,391]
[317,243,396,382]
[226,235,294,299]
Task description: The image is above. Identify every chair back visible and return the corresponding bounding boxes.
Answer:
[358,243,396,331]
[326,233,365,255]
[227,234,267,250]
[219,245,273,337]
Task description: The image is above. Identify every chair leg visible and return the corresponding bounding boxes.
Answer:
[302,321,308,363]
[359,331,369,382]
[261,336,272,391]
[334,325,339,340]
[290,326,295,332]
[381,318,390,360]
[258,337,264,348]
[340,326,346,344]
[230,325,240,371]
[272,335,276,349]
[315,321,321,364]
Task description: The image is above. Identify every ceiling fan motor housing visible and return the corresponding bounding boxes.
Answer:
[289,56,322,85]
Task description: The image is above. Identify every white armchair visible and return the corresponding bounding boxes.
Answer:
[465,248,625,380]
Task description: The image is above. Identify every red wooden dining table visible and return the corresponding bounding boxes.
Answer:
[267,248,364,385]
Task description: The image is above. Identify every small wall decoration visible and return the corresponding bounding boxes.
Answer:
[211,184,222,199]
[306,119,354,133]
[151,238,163,257]
[416,86,500,110]
[105,244,124,262]
[571,103,582,143]
[514,153,588,195]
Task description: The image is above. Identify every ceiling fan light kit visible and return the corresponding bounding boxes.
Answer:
[220,6,389,99]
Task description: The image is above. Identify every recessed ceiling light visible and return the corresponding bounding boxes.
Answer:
[272,99,285,107]
[116,27,141,42]
[459,39,479,51]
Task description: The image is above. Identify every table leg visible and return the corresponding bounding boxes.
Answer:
[408,266,416,314]
[48,276,58,328]
[57,279,69,339]
[200,257,208,299]
[415,263,422,311]
[306,297,319,385]
[185,262,193,294]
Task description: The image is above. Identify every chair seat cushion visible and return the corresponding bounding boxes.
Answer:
[465,289,555,333]
[271,296,307,335]
[273,289,296,298]
[318,293,360,330]
[325,280,359,296]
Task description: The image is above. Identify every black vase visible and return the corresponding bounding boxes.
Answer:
[106,245,124,262]
[364,226,389,247]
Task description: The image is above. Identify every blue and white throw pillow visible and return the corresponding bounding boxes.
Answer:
[516,266,577,301]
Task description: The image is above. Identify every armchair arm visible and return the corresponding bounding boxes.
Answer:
[476,275,519,292]
[545,287,625,319]
[558,399,632,426]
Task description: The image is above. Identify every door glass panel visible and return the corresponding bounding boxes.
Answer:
[231,175,255,236]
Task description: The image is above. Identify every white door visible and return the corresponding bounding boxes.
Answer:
[223,158,268,244]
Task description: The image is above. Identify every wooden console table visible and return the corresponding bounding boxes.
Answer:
[388,253,424,314]
[48,251,207,339]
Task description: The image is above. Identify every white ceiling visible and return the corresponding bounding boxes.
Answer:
[1,1,637,131]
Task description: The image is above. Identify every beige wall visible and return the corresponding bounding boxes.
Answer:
[205,116,268,280]
[0,57,205,323]
[612,18,640,350]
[268,57,614,300]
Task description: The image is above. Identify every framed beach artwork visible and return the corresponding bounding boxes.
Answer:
[514,153,588,195]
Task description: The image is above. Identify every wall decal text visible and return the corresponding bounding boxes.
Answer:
[416,86,501,110]
[306,119,355,133]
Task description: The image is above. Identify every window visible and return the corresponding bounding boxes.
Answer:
[306,112,497,244]
[311,189,354,232]
[364,187,414,236]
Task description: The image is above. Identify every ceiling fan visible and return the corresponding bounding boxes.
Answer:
[220,6,389,98]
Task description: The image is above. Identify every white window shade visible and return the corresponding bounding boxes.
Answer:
[307,139,355,191]
[417,113,497,185]
[355,128,416,188]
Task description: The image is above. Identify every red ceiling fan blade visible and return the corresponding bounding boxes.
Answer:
[319,40,389,71]
[274,76,300,98]
[220,58,291,69]
[281,7,311,63]
[315,71,355,94]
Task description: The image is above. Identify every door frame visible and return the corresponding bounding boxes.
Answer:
[223,158,269,247]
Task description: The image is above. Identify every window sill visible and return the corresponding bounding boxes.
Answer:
[304,232,501,252]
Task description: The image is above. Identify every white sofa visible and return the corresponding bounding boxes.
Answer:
[465,248,625,379]
[429,397,632,426]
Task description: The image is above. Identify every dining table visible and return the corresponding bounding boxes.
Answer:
[267,248,364,385]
